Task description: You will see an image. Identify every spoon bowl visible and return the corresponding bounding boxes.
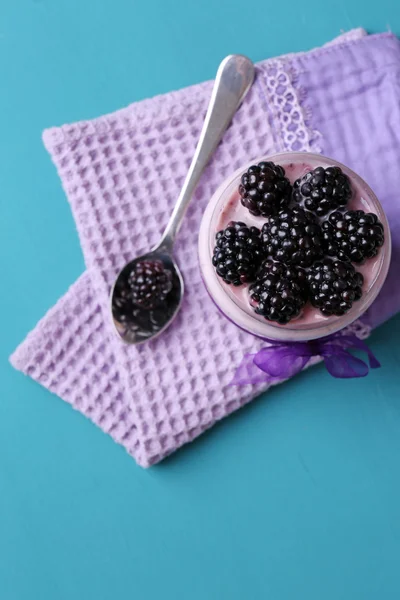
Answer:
[111,54,255,344]
[111,248,183,345]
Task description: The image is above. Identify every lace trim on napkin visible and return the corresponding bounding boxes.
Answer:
[255,28,368,154]
[257,59,323,154]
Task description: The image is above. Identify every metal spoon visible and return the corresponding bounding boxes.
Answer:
[111,54,255,344]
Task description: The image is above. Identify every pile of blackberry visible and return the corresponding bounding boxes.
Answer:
[212,160,386,323]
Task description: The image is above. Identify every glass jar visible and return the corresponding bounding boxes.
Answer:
[198,152,391,341]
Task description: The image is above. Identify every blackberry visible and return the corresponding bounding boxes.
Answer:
[127,260,173,309]
[213,221,263,285]
[249,260,308,324]
[307,259,363,316]
[261,207,323,267]
[322,209,385,264]
[239,161,292,217]
[293,166,352,216]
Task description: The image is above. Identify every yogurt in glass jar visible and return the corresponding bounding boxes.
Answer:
[198,152,391,341]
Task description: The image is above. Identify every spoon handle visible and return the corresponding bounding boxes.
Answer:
[158,54,255,250]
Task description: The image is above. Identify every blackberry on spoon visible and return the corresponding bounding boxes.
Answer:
[261,207,323,268]
[239,161,292,217]
[293,166,351,216]
[213,221,263,285]
[322,209,385,264]
[127,260,173,309]
[307,258,363,316]
[249,260,308,324]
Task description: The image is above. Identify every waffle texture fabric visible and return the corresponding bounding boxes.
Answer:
[11,30,400,466]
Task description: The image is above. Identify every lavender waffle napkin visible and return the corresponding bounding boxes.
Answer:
[11,30,400,466]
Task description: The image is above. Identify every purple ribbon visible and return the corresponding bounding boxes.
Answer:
[231,332,381,385]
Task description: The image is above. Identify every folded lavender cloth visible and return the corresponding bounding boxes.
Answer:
[11,30,400,466]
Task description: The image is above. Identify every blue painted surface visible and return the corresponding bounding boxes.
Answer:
[1,1,400,598]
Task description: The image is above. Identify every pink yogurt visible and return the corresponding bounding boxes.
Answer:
[198,152,391,342]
